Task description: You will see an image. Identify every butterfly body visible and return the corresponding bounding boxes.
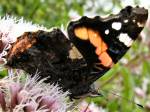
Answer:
[5,6,148,99]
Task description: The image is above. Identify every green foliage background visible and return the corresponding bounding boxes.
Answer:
[0,0,150,112]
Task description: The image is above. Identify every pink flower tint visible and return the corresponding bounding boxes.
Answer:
[145,101,150,110]
[78,101,105,112]
[0,73,71,112]
[134,87,146,98]
[146,17,150,29]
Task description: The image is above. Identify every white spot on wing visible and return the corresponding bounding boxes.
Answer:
[133,19,136,23]
[112,22,122,30]
[105,29,109,35]
[118,33,133,47]
[124,19,128,23]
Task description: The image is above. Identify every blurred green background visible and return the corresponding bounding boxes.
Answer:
[0,0,150,112]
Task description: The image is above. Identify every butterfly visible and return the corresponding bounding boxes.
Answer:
[5,6,148,99]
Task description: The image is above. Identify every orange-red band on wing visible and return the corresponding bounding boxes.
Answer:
[98,52,113,67]
[74,27,113,67]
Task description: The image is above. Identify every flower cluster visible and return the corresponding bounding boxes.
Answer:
[0,73,70,112]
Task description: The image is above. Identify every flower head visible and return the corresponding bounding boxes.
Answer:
[0,72,70,112]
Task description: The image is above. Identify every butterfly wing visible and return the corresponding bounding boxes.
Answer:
[6,29,72,77]
[68,6,148,70]
[5,6,148,98]
[66,6,148,98]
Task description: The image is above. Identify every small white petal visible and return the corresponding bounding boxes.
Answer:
[5,44,11,50]
[0,58,7,65]
[0,51,7,57]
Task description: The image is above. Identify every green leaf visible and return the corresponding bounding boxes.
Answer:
[0,69,7,78]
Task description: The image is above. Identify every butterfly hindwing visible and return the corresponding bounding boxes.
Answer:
[6,29,72,77]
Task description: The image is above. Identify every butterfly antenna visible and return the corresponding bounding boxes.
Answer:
[99,89,144,109]
[111,90,144,109]
[83,102,90,112]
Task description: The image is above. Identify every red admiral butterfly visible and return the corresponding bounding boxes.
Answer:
[5,6,148,99]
